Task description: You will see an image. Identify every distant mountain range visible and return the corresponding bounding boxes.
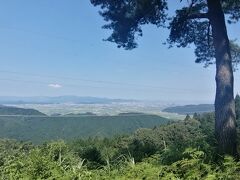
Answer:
[163,104,214,115]
[0,96,135,104]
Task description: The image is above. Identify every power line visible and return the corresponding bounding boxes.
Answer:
[0,70,213,93]
[0,77,132,91]
[0,77,212,94]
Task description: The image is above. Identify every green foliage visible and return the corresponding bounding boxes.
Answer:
[1,113,240,179]
[0,114,169,143]
[159,148,210,179]
[108,115,211,163]
[0,140,93,179]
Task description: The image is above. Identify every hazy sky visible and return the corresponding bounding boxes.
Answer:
[0,0,239,103]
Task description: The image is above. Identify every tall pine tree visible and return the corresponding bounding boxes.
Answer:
[91,0,240,155]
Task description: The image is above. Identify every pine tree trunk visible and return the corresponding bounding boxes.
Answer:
[207,0,237,155]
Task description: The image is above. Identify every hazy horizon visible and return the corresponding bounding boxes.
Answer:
[0,95,214,105]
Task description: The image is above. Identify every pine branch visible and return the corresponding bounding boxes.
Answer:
[187,12,209,19]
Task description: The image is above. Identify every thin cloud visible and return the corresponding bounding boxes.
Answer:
[48,84,62,88]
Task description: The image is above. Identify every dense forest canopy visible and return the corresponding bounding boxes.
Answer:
[0,113,169,143]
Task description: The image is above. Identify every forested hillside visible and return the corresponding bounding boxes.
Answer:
[163,104,214,115]
[0,105,46,116]
[0,114,169,143]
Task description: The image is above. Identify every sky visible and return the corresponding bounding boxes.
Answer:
[0,0,239,103]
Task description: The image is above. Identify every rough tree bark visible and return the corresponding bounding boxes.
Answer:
[207,0,237,155]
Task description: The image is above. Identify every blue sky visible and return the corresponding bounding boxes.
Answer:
[0,0,239,103]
